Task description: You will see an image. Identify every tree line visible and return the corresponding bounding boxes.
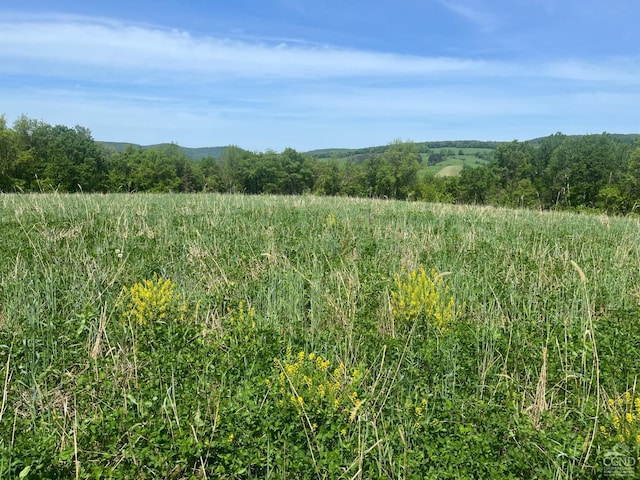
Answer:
[457,133,640,213]
[1,114,639,214]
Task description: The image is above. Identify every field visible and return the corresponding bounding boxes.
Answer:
[319,147,491,178]
[1,193,639,478]
[423,148,492,177]
[433,165,463,177]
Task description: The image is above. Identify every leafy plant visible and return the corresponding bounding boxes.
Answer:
[269,348,364,425]
[120,274,186,326]
[601,391,640,447]
[390,265,460,334]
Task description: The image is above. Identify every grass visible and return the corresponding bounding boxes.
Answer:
[434,165,463,177]
[423,148,491,176]
[0,193,638,478]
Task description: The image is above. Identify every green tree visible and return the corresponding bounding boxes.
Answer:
[532,133,565,198]
[4,119,109,192]
[597,185,627,214]
[417,175,454,203]
[313,159,342,196]
[279,148,314,194]
[544,134,627,209]
[237,150,281,194]
[198,156,222,192]
[11,115,46,190]
[490,141,537,206]
[510,179,539,208]
[0,116,18,190]
[341,161,367,196]
[105,145,140,192]
[219,146,248,193]
[131,148,182,192]
[624,145,640,211]
[382,140,421,199]
[369,155,394,197]
[456,165,496,204]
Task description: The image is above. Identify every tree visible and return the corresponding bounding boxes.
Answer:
[11,115,47,190]
[219,146,248,193]
[313,160,342,196]
[31,124,107,192]
[0,116,18,190]
[417,175,454,203]
[132,148,182,192]
[377,140,421,199]
[242,151,284,194]
[490,141,536,206]
[198,156,222,192]
[456,165,496,204]
[280,148,314,194]
[544,134,627,209]
[624,145,640,210]
[341,162,367,196]
[427,151,446,165]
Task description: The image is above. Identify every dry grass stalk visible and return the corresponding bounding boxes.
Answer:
[526,345,548,430]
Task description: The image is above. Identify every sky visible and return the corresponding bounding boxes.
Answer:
[1,1,639,151]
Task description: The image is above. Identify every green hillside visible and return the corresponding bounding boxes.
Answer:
[100,141,229,160]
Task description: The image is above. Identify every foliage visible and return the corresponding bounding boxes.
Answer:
[120,274,185,326]
[390,266,460,334]
[600,391,640,447]
[4,113,640,216]
[2,193,633,477]
[270,348,364,424]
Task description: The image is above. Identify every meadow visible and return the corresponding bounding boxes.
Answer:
[0,193,639,478]
[422,148,491,177]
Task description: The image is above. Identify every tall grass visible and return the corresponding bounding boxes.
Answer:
[1,193,638,478]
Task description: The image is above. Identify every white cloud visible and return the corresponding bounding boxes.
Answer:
[2,16,636,87]
[436,0,498,31]
[1,13,639,149]
[540,59,640,84]
[0,17,498,81]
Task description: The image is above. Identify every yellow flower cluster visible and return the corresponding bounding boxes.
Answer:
[269,348,363,422]
[404,398,428,427]
[601,391,640,446]
[228,302,257,342]
[123,274,184,326]
[390,266,459,333]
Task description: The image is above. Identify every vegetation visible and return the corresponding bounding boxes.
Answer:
[1,193,639,478]
[3,114,640,214]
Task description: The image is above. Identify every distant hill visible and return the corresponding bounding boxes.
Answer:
[100,142,229,160]
[526,133,640,147]
[100,134,639,162]
[100,140,502,162]
[306,140,501,160]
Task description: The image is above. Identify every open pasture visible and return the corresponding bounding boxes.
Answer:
[0,193,638,478]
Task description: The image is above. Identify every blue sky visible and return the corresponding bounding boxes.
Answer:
[1,1,639,151]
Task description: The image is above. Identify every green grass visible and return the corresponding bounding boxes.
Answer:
[423,148,491,176]
[1,193,638,478]
[434,165,463,177]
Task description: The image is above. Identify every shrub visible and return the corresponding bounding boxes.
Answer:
[390,265,460,334]
[601,391,640,447]
[120,274,186,326]
[269,348,364,425]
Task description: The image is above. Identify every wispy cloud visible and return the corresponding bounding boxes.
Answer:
[1,13,639,149]
[436,0,498,31]
[0,17,498,82]
[2,16,636,85]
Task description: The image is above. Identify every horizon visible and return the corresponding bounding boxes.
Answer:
[98,133,639,154]
[2,1,639,151]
